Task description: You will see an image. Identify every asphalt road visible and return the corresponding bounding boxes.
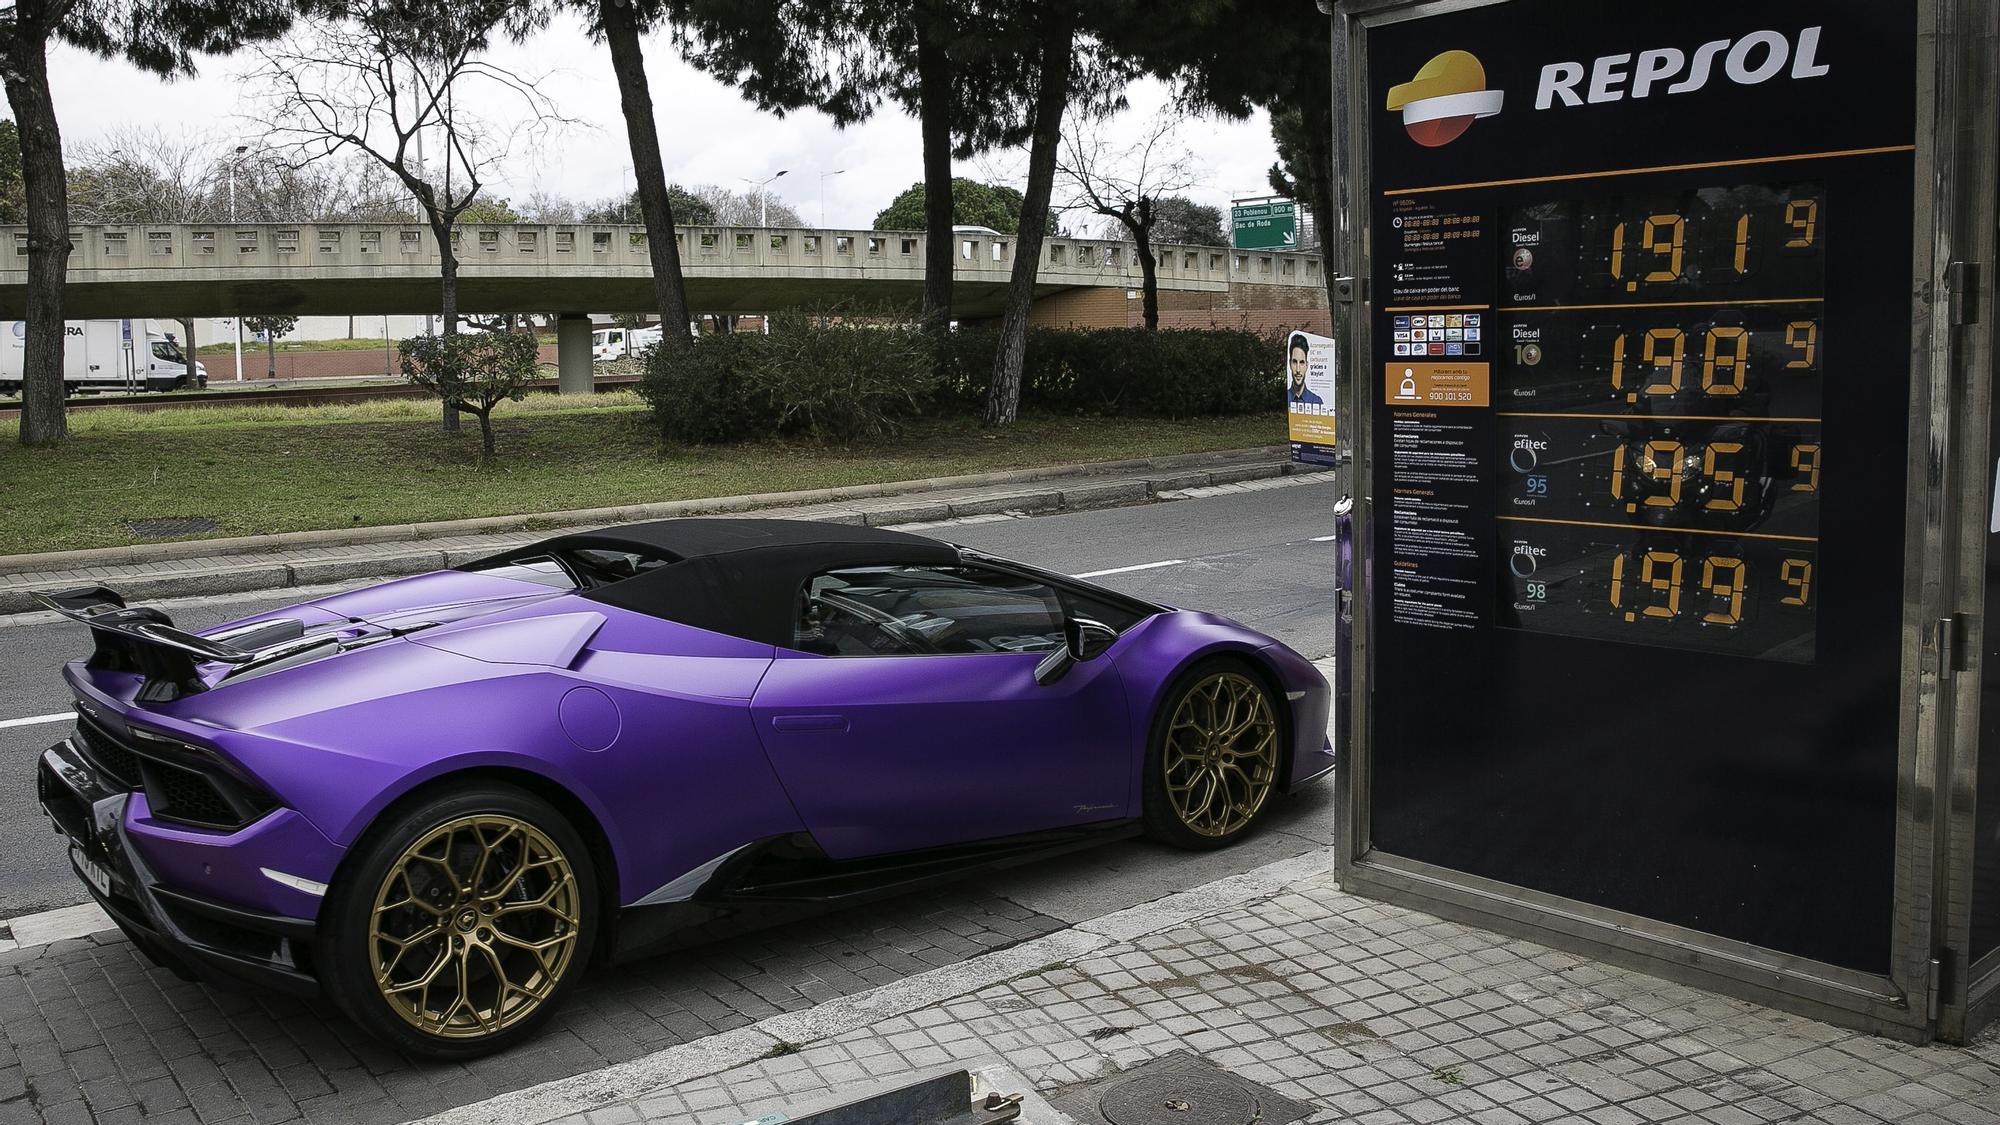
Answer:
[0,479,1339,918]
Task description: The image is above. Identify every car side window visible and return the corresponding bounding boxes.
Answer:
[794,565,1067,656]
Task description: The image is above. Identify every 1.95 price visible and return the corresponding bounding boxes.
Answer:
[1611,435,1820,514]
[1607,549,1813,626]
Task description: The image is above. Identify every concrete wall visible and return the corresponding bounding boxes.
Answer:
[1027,279,1332,336]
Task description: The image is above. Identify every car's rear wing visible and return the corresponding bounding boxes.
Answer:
[34,586,333,703]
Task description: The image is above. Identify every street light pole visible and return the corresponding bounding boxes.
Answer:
[739,170,789,227]
[229,144,248,221]
[819,169,845,228]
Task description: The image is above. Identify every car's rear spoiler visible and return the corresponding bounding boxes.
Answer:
[34,586,334,703]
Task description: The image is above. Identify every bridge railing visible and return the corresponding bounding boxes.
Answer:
[4,223,1323,289]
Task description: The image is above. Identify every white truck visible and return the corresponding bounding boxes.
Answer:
[592,325,661,363]
[1,319,207,395]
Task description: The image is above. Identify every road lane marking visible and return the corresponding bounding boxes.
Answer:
[1076,559,1187,578]
[0,901,112,954]
[0,712,71,730]
[1311,534,1339,542]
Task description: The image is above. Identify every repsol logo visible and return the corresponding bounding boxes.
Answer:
[1536,27,1829,110]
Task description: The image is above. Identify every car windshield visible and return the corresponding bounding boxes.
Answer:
[151,340,186,364]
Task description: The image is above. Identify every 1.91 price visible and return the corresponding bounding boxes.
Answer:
[1604,197,1819,294]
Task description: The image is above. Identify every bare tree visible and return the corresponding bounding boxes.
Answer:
[66,130,417,225]
[65,126,225,223]
[244,0,563,335]
[243,0,565,429]
[690,183,806,227]
[1058,106,1201,331]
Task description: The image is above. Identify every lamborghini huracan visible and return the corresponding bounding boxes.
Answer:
[36,518,1332,1056]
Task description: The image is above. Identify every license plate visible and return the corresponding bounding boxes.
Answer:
[73,848,114,897]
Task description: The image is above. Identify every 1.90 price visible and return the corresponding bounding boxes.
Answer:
[1609,549,1813,626]
[1593,320,1819,403]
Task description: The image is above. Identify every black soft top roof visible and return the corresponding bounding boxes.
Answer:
[487,518,960,646]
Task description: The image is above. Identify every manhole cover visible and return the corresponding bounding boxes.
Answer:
[123,516,220,538]
[1049,1049,1312,1125]
[1100,1073,1257,1125]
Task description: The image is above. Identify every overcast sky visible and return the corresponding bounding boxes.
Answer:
[46,12,1282,231]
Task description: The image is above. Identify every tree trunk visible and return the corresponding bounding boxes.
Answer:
[982,8,1074,428]
[915,6,954,337]
[179,317,197,387]
[265,333,276,378]
[435,228,461,429]
[4,18,70,445]
[476,408,495,464]
[602,0,694,353]
[1134,231,1159,330]
[1299,90,1340,314]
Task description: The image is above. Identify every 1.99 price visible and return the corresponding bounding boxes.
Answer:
[1608,549,1813,626]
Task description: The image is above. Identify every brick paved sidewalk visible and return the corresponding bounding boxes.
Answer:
[0,449,1310,616]
[485,868,2000,1125]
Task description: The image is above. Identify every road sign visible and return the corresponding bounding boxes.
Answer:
[1231,201,1297,250]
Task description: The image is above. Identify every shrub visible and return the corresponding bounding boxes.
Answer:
[641,306,939,445]
[761,308,940,443]
[938,327,1279,418]
[638,332,775,444]
[399,330,541,462]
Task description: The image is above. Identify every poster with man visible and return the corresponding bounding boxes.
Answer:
[1286,330,1337,466]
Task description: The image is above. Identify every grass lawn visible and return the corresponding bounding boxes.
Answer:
[0,395,1282,555]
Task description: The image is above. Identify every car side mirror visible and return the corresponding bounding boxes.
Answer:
[1034,617,1117,686]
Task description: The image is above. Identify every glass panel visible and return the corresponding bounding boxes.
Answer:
[794,566,1065,657]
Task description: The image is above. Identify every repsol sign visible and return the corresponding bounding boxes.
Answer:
[1535,26,1829,109]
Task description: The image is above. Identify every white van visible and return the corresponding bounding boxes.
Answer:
[0,319,206,394]
[592,325,662,363]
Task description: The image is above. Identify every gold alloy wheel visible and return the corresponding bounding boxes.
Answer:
[368,814,581,1040]
[1163,671,1280,838]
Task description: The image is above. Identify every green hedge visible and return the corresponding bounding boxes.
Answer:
[936,328,1278,418]
[643,322,1281,445]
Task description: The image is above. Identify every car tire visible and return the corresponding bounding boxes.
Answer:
[1141,657,1284,851]
[321,784,598,1059]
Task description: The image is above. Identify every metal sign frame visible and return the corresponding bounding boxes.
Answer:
[1329,0,1999,1042]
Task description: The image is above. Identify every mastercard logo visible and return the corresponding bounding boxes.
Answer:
[1386,50,1504,147]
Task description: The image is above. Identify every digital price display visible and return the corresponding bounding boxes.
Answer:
[1497,182,1825,661]
[1355,0,1920,978]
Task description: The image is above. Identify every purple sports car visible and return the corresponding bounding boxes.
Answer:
[36,519,1331,1057]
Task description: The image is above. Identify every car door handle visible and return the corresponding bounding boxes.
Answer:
[771,714,849,733]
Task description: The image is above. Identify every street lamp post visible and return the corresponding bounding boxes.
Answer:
[819,169,845,228]
[229,144,248,221]
[739,170,789,227]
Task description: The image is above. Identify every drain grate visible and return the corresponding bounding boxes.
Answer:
[123,516,221,538]
[1049,1049,1312,1125]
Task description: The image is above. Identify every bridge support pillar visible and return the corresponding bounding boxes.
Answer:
[557,314,592,395]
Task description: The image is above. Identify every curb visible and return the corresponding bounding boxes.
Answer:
[0,446,1287,577]
[0,450,1321,616]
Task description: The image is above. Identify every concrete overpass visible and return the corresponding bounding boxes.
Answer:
[1,222,1326,391]
[0,222,1324,321]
